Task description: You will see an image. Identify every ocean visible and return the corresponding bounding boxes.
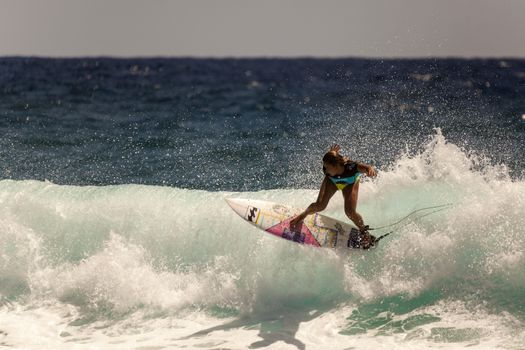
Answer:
[0,57,524,349]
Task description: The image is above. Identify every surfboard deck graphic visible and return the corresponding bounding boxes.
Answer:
[225,197,363,250]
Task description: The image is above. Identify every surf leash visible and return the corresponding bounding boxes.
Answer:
[369,203,453,231]
[373,232,391,243]
[368,205,453,248]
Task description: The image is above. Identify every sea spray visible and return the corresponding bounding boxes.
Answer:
[1,133,524,348]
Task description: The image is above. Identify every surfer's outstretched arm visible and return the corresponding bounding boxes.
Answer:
[356,162,377,177]
[290,176,337,226]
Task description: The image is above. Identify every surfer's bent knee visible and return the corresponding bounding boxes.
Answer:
[312,201,328,212]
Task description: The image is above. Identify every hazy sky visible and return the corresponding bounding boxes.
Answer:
[1,0,524,58]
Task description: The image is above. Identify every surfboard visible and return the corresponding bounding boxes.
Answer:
[225,197,372,250]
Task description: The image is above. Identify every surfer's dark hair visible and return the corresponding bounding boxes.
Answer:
[323,151,349,166]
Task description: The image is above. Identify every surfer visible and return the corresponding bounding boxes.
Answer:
[290,144,377,248]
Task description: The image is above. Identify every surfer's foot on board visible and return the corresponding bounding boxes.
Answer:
[289,215,304,232]
[359,225,377,249]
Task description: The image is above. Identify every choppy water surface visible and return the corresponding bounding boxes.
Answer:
[0,57,524,349]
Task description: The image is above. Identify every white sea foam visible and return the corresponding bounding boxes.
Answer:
[1,132,524,349]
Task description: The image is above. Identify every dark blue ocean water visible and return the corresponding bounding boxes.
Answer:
[1,57,524,190]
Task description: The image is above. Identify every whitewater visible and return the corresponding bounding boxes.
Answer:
[1,133,524,349]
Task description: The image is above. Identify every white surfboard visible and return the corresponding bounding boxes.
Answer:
[225,197,370,250]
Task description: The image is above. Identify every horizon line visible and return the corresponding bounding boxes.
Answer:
[1,54,524,61]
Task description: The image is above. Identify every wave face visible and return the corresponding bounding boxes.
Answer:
[1,133,524,349]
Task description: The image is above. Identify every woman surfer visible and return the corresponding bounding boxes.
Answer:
[290,144,378,249]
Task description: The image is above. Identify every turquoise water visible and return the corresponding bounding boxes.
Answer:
[1,133,524,349]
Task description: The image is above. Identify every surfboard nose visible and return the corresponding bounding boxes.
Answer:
[224,197,248,217]
[224,196,240,208]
